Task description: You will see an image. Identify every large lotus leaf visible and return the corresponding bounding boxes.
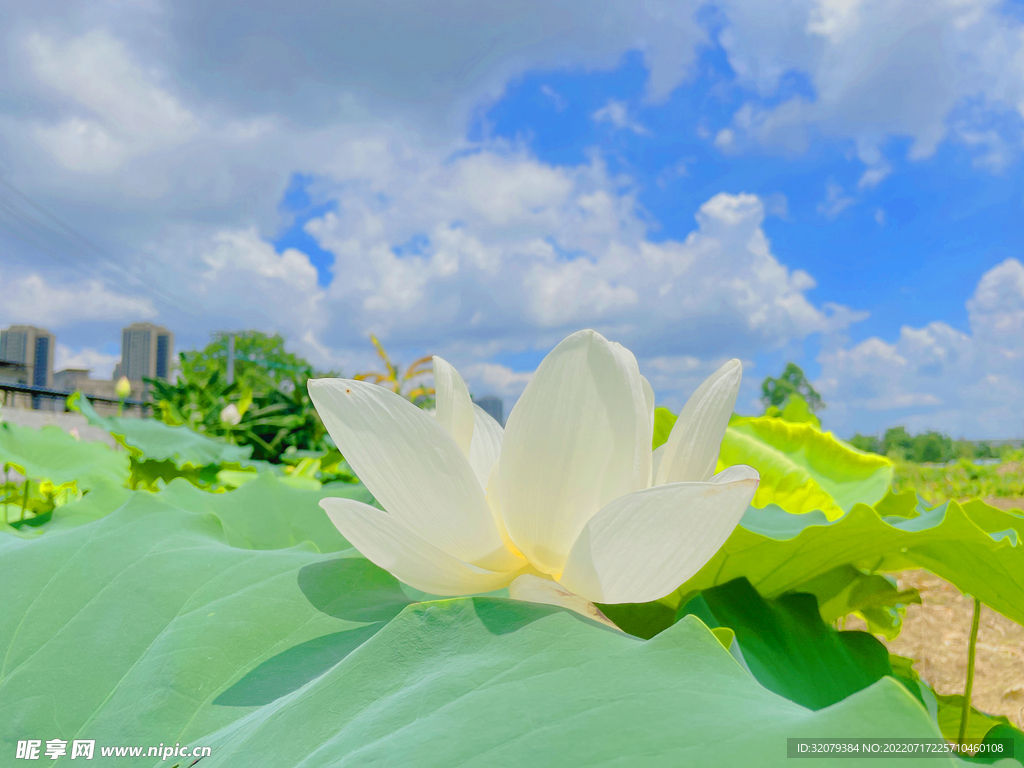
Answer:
[46,481,134,530]
[72,392,252,467]
[0,421,129,489]
[0,497,413,754]
[0,480,133,535]
[798,564,921,640]
[679,577,893,710]
[720,416,893,520]
[0,493,978,768]
[652,406,677,449]
[194,600,968,768]
[156,472,373,551]
[671,496,1024,628]
[779,393,822,427]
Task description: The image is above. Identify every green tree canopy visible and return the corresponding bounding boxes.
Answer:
[760,363,824,413]
[179,331,329,394]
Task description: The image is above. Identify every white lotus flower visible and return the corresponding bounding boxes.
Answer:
[220,403,242,426]
[309,330,758,625]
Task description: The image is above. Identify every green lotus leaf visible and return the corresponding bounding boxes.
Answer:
[156,471,373,551]
[891,654,1024,763]
[72,392,252,468]
[721,416,893,520]
[0,497,412,754]
[0,421,130,490]
[196,601,956,767]
[0,494,970,767]
[797,564,921,640]
[672,496,1024,630]
[679,577,893,710]
[652,406,677,449]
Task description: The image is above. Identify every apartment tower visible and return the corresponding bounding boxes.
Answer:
[0,325,55,388]
[117,323,174,381]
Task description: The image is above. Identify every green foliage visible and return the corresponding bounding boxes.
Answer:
[2,375,1022,763]
[670,494,1024,630]
[798,564,921,640]
[147,362,330,464]
[71,392,259,489]
[764,393,822,428]
[884,427,956,463]
[891,654,1024,754]
[761,362,824,413]
[893,459,1024,504]
[150,329,339,463]
[355,333,435,405]
[179,330,322,393]
[849,427,1017,465]
[156,472,373,551]
[0,494,954,764]
[0,420,129,490]
[721,414,893,520]
[680,577,893,710]
[652,406,677,449]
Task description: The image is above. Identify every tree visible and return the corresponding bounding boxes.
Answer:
[179,331,331,394]
[761,363,824,413]
[848,433,882,454]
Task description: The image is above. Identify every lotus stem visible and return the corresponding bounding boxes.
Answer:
[957,596,982,749]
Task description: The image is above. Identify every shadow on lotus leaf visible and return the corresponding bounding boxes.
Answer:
[214,555,412,707]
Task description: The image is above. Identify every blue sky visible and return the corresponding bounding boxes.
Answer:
[2,0,1024,438]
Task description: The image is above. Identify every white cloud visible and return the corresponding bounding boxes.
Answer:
[817,182,855,218]
[817,258,1024,438]
[540,85,567,112]
[25,30,199,173]
[300,145,855,368]
[591,99,651,135]
[715,0,1024,179]
[54,343,120,379]
[0,272,156,328]
[2,1,1018,432]
[461,362,535,399]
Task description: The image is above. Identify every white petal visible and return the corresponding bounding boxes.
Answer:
[641,374,655,429]
[486,461,523,559]
[558,465,759,604]
[321,498,519,595]
[432,356,475,456]
[651,443,666,487]
[468,403,503,489]
[498,330,652,575]
[641,375,656,488]
[655,359,742,485]
[508,574,620,630]
[308,378,519,571]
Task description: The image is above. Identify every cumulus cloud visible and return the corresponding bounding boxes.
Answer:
[714,0,1024,179]
[2,0,1018,430]
[817,182,855,218]
[817,258,1024,438]
[591,99,651,135]
[0,272,156,328]
[301,146,855,366]
[54,343,120,379]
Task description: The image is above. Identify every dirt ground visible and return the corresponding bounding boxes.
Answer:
[849,497,1024,730]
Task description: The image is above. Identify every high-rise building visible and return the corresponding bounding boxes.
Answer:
[0,325,55,388]
[118,323,174,381]
[473,395,504,426]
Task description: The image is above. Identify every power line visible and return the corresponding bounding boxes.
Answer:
[0,174,201,323]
